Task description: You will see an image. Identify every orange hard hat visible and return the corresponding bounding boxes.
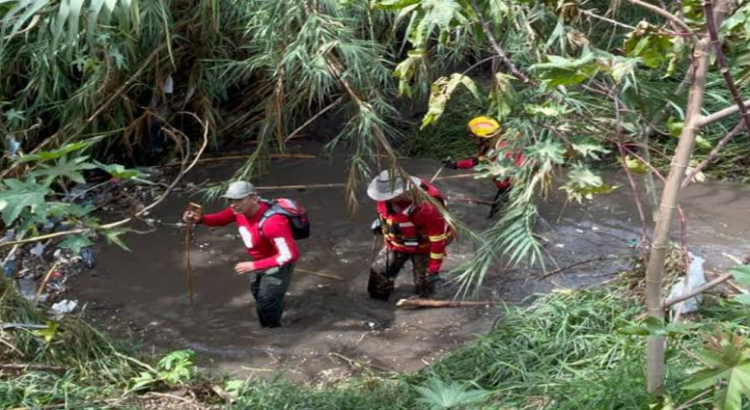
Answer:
[467,116,501,138]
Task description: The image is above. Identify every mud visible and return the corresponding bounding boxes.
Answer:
[69,146,750,382]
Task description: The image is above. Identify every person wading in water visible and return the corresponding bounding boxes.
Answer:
[442,116,525,218]
[367,170,451,300]
[183,181,300,328]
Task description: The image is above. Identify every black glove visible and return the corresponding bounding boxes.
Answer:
[442,158,458,169]
[371,218,383,235]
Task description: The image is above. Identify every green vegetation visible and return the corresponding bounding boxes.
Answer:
[6,273,750,409]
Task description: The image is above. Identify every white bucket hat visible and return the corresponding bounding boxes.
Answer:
[367,170,422,202]
[221,181,257,200]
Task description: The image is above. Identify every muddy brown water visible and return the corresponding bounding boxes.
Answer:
[69,150,750,381]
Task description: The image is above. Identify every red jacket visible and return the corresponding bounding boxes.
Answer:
[456,141,524,190]
[376,196,449,274]
[200,203,300,271]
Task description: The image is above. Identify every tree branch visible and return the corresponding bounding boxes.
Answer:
[662,272,732,308]
[681,121,744,188]
[625,0,696,39]
[704,0,750,138]
[469,0,533,84]
[698,98,750,127]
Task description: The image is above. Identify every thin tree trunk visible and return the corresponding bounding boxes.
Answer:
[645,0,731,394]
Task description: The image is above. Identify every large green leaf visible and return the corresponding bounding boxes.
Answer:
[31,155,97,186]
[0,178,51,225]
[685,334,750,410]
[15,136,103,163]
[559,164,618,203]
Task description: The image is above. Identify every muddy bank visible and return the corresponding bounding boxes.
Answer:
[68,150,750,381]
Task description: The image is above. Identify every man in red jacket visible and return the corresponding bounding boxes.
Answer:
[367,170,450,300]
[183,181,299,328]
[442,116,524,218]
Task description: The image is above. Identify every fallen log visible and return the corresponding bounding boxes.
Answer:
[396,299,497,308]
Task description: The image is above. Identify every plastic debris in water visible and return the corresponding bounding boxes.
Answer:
[80,248,95,269]
[0,229,15,244]
[51,300,78,316]
[2,260,16,277]
[29,242,46,257]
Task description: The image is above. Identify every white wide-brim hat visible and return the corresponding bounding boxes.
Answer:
[367,170,422,202]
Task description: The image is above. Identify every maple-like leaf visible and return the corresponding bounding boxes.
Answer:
[0,178,51,225]
[31,155,96,186]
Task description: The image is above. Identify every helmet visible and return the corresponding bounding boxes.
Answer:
[467,116,500,138]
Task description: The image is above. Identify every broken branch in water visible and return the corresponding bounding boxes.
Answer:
[396,299,497,308]
[160,153,317,168]
[296,268,344,281]
[449,196,493,206]
[256,183,346,190]
[34,261,60,305]
[538,255,623,280]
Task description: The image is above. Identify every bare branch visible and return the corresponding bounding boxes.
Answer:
[625,0,696,39]
[662,272,733,308]
[704,0,750,138]
[681,121,744,188]
[698,98,750,127]
[469,0,533,84]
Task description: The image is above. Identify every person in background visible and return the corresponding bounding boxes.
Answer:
[183,181,299,328]
[442,116,525,218]
[367,170,450,300]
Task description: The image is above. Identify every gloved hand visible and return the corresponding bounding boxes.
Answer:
[442,158,458,169]
[371,218,383,235]
[183,209,203,224]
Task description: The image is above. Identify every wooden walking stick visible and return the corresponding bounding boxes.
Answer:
[429,166,444,183]
[184,203,202,307]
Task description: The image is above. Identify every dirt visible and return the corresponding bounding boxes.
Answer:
[66,143,750,382]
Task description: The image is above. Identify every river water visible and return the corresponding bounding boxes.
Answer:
[69,147,750,381]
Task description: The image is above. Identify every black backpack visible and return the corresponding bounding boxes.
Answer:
[259,198,310,240]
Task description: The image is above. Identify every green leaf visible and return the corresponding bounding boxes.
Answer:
[490,73,515,122]
[32,155,97,186]
[623,22,675,69]
[559,164,618,203]
[530,50,600,87]
[373,0,421,10]
[421,73,480,128]
[570,138,610,160]
[730,266,750,287]
[526,139,565,165]
[16,135,105,164]
[0,178,51,225]
[94,161,154,184]
[59,234,94,255]
[104,228,131,252]
[31,321,59,344]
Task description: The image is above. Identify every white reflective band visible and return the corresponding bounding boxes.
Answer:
[399,222,414,228]
[274,237,292,264]
[239,226,254,248]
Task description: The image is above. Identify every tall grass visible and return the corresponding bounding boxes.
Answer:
[4,278,747,409]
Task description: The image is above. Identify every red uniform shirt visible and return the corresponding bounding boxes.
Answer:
[200,203,300,271]
[456,141,525,190]
[376,200,448,274]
